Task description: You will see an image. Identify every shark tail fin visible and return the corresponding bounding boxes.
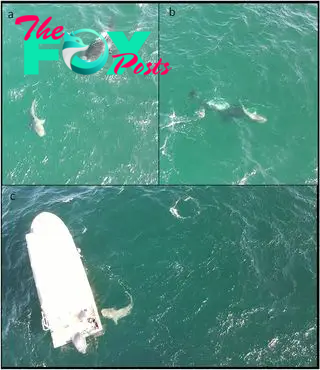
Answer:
[125,291,133,306]
[31,99,37,116]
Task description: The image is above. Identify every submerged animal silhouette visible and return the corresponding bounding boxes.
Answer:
[204,101,267,123]
[241,105,267,123]
[84,18,115,61]
[189,91,267,123]
[101,291,133,325]
[30,99,46,137]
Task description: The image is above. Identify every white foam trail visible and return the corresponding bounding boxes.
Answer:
[238,169,257,185]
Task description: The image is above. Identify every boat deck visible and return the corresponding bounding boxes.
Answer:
[25,212,104,351]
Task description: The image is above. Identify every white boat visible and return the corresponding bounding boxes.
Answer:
[25,212,104,353]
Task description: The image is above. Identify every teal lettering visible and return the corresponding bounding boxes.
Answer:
[106,32,150,75]
[24,32,60,75]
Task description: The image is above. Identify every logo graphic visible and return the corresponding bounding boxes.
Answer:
[62,30,108,75]
[16,15,172,76]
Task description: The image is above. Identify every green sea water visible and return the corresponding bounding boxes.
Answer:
[2,3,158,185]
[2,3,318,186]
[160,3,318,185]
[1,185,317,367]
[1,2,318,368]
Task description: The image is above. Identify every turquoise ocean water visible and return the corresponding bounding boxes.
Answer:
[1,185,317,367]
[3,4,158,185]
[1,2,318,368]
[2,3,318,185]
[160,3,318,185]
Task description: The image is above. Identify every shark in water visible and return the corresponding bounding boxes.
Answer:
[101,291,133,325]
[30,99,46,137]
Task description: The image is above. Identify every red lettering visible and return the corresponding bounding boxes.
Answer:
[111,54,171,76]
[134,63,144,74]
[37,17,53,40]
[161,63,172,75]
[51,26,64,40]
[15,15,64,41]
[15,15,39,41]
[143,62,153,75]
[152,58,165,75]
[112,53,138,74]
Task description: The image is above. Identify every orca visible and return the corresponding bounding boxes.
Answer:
[84,18,114,61]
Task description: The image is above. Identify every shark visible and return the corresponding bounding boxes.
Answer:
[241,105,267,123]
[101,291,133,325]
[30,99,46,137]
